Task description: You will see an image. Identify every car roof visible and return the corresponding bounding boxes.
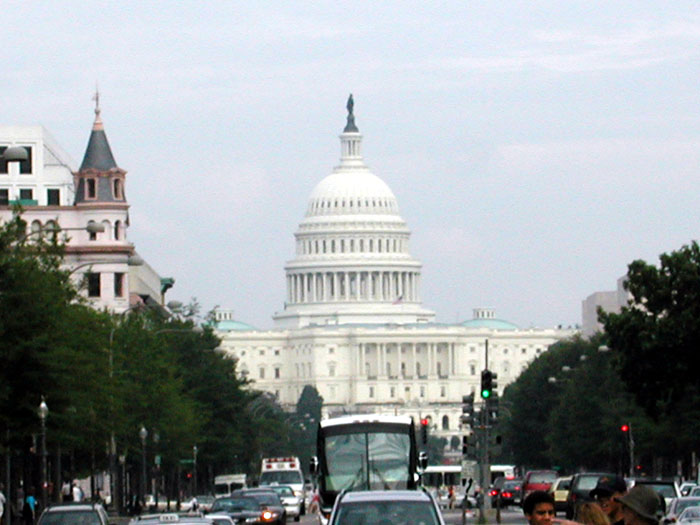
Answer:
[339,490,432,503]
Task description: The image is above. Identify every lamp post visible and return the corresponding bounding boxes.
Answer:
[192,445,198,497]
[153,431,160,511]
[139,426,148,512]
[38,398,49,510]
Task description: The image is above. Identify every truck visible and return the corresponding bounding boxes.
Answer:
[213,473,247,498]
[259,457,306,515]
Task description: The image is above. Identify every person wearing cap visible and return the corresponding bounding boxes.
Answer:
[615,485,662,525]
[590,476,628,525]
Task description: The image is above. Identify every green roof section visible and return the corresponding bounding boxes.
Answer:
[214,319,257,332]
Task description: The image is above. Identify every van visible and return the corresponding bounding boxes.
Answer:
[522,470,558,502]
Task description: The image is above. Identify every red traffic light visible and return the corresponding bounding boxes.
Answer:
[420,418,429,426]
[620,424,630,432]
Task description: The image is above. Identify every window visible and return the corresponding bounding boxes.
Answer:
[19,147,32,174]
[329,364,336,377]
[390,387,395,398]
[420,386,425,398]
[114,220,121,240]
[19,188,33,200]
[442,415,449,430]
[522,348,527,354]
[87,273,101,297]
[404,386,411,399]
[274,367,280,379]
[86,178,96,199]
[114,272,124,297]
[369,386,374,398]
[440,386,446,397]
[274,349,280,356]
[113,178,123,199]
[47,189,60,205]
[328,347,335,354]
[0,189,8,205]
[416,362,422,376]
[259,367,265,379]
[470,365,476,375]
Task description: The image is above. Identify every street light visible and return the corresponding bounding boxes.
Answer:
[38,398,49,510]
[139,426,148,511]
[193,445,198,497]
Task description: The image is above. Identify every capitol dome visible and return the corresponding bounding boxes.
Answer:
[272,96,435,329]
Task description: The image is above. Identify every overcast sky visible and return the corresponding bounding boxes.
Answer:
[3,2,699,329]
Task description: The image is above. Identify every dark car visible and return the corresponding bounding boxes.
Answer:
[329,490,445,525]
[565,472,615,519]
[37,502,110,525]
[231,489,286,524]
[489,476,507,505]
[522,470,558,502]
[500,479,523,507]
[209,496,272,524]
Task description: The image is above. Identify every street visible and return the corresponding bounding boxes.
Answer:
[294,507,525,525]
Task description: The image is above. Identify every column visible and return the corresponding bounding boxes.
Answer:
[412,343,417,378]
[333,272,338,301]
[310,272,316,302]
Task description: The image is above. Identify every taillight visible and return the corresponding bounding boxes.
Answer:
[489,489,498,497]
[503,492,512,498]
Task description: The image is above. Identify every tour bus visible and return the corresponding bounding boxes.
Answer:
[310,414,419,521]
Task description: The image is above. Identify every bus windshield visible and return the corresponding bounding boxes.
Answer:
[324,430,411,491]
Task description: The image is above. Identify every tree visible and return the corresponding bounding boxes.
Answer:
[601,241,700,421]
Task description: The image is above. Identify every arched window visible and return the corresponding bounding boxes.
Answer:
[31,220,42,234]
[442,415,449,430]
[114,220,122,240]
[113,178,123,199]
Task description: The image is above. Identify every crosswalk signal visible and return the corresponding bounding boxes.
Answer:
[481,369,493,399]
[420,418,429,444]
[461,393,475,426]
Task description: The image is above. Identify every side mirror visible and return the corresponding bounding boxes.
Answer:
[310,456,319,475]
[418,451,428,470]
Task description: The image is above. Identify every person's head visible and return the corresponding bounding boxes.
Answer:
[523,491,556,525]
[576,502,612,525]
[615,485,662,525]
[590,476,627,520]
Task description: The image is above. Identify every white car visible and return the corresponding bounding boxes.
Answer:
[267,485,303,521]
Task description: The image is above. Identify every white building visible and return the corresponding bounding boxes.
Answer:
[0,98,172,311]
[215,98,576,443]
[581,276,629,337]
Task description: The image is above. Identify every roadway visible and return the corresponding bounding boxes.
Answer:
[296,507,525,525]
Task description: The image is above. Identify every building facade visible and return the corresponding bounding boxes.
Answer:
[0,98,171,311]
[216,99,576,443]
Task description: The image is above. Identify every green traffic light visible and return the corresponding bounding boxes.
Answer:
[481,389,491,399]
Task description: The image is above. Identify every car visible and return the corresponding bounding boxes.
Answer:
[144,494,169,512]
[129,514,212,525]
[266,484,303,521]
[489,476,507,505]
[678,507,700,524]
[182,495,215,512]
[522,470,558,502]
[565,472,616,519]
[500,479,523,507]
[230,489,286,525]
[550,476,572,513]
[37,502,110,525]
[665,498,700,523]
[628,478,681,508]
[204,514,235,525]
[681,483,698,497]
[328,489,446,525]
[689,488,700,498]
[209,496,276,524]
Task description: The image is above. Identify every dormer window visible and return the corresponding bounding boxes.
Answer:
[86,178,97,199]
[113,179,123,199]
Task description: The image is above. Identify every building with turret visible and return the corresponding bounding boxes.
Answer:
[0,96,172,311]
[215,98,576,445]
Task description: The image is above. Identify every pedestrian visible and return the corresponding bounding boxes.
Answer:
[575,502,612,525]
[0,482,6,523]
[61,480,71,503]
[448,485,456,509]
[590,476,628,525]
[615,485,663,525]
[23,487,36,525]
[523,491,556,525]
[72,481,83,503]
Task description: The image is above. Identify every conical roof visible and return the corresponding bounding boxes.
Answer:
[79,96,118,172]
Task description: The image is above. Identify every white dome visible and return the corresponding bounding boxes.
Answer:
[306,169,399,217]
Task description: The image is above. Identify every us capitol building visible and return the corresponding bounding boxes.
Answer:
[215,97,575,442]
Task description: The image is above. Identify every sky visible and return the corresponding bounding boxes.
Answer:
[3,2,699,329]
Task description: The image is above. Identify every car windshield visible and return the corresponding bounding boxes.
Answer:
[211,497,260,512]
[247,493,280,505]
[676,502,700,515]
[529,472,557,484]
[260,471,302,485]
[504,481,520,490]
[335,500,440,525]
[577,476,605,490]
[271,487,294,497]
[39,511,102,525]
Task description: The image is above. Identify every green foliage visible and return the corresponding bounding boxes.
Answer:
[601,241,700,420]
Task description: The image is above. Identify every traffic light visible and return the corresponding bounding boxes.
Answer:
[481,369,497,399]
[462,433,477,459]
[621,424,630,432]
[420,418,429,444]
[461,393,475,426]
[487,392,500,425]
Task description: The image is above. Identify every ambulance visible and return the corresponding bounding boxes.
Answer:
[260,457,306,515]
